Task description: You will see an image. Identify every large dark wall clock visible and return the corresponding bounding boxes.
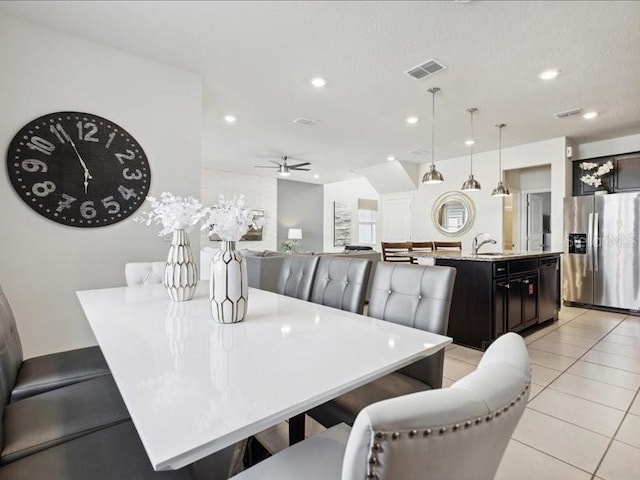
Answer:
[7,111,151,227]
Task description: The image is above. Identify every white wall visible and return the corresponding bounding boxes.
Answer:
[577,133,640,160]
[379,137,569,252]
[323,177,379,252]
[0,16,202,358]
[201,169,278,251]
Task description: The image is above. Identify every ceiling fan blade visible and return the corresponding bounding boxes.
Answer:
[288,162,311,168]
[291,168,311,171]
[253,165,279,169]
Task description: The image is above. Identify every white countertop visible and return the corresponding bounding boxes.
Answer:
[77,284,451,470]
[393,250,562,262]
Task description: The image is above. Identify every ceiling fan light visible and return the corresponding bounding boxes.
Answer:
[422,164,444,184]
[461,174,481,191]
[279,170,291,177]
[491,181,510,197]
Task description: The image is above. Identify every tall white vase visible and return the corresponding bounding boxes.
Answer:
[164,229,198,302]
[209,241,248,323]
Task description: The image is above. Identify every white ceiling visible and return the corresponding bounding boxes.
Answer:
[2,1,639,184]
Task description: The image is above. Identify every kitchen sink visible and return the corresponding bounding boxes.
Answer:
[475,252,506,256]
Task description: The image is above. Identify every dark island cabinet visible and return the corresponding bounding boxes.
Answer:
[437,255,560,350]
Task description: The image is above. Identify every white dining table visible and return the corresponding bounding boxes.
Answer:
[76,284,452,472]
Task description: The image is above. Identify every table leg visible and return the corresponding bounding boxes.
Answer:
[288,414,306,445]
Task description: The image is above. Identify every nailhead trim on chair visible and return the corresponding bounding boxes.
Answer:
[365,381,531,479]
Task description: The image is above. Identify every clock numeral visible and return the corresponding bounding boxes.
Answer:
[80,200,97,219]
[56,194,77,213]
[122,168,142,180]
[27,136,55,156]
[105,131,117,149]
[32,181,56,197]
[77,121,99,142]
[21,159,48,173]
[49,124,70,144]
[101,196,121,214]
[118,185,136,201]
[115,149,135,165]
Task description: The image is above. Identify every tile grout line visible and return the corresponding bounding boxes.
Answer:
[509,438,594,477]
[590,387,640,480]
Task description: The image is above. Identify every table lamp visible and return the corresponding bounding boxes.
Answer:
[288,228,302,252]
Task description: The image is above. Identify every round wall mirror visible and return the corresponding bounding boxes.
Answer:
[431,192,476,237]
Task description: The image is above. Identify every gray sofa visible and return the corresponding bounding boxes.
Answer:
[242,250,286,293]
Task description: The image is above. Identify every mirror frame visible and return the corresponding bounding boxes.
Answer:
[431,191,476,237]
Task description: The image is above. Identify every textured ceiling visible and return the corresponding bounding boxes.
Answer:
[2,1,639,184]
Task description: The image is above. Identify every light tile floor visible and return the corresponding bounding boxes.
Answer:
[256,307,640,480]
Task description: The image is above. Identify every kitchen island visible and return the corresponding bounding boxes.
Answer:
[412,251,562,350]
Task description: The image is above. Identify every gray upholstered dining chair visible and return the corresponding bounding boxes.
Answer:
[310,257,372,314]
[124,261,165,286]
[231,333,531,480]
[0,285,110,402]
[276,255,320,301]
[308,262,456,428]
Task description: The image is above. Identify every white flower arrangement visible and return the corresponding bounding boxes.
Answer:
[135,192,206,236]
[202,195,265,242]
[579,160,614,189]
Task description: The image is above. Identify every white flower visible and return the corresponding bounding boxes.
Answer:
[201,195,265,242]
[579,162,598,170]
[579,160,614,188]
[135,192,206,236]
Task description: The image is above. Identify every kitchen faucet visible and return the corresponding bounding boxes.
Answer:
[472,233,497,255]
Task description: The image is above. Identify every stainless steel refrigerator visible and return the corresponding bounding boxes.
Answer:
[563,192,640,312]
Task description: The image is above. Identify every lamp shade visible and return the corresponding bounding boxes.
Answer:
[288,228,302,240]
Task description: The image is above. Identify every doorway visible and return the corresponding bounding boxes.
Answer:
[504,165,552,252]
[520,191,551,251]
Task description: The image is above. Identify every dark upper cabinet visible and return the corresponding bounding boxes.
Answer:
[572,151,640,196]
[614,153,640,192]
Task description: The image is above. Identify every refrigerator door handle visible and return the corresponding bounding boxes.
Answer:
[593,213,600,272]
[587,212,594,271]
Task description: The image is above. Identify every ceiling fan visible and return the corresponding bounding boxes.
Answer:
[253,155,311,177]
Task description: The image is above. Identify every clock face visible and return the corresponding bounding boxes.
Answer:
[7,111,151,227]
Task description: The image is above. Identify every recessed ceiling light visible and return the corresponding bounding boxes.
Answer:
[311,77,327,88]
[406,116,419,125]
[583,111,598,120]
[313,174,320,179]
[387,155,396,161]
[223,115,236,123]
[464,139,475,146]
[538,69,560,80]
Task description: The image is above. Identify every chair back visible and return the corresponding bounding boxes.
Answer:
[311,257,372,314]
[342,333,531,480]
[410,241,434,264]
[0,285,24,408]
[368,263,456,388]
[433,241,462,251]
[277,255,320,301]
[124,262,165,286]
[380,242,412,263]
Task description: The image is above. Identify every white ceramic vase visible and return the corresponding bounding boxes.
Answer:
[164,229,198,302]
[209,241,248,323]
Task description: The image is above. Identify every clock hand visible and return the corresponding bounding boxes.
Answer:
[84,169,90,194]
[68,138,93,180]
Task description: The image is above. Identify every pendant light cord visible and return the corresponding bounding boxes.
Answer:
[431,90,435,168]
[498,125,502,181]
[469,109,475,175]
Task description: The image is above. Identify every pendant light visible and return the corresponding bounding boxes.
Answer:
[491,123,511,197]
[461,107,481,191]
[422,87,444,184]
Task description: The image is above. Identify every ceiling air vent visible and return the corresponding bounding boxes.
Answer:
[405,59,447,80]
[293,117,320,126]
[408,149,429,156]
[553,108,583,119]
